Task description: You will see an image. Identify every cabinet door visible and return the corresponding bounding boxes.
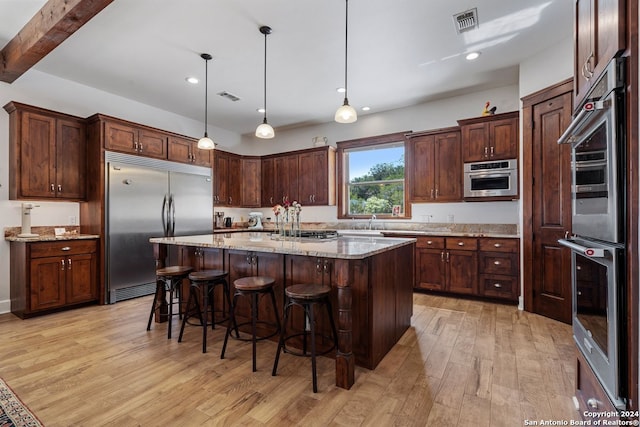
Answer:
[489,117,518,160]
[56,118,86,200]
[65,253,97,304]
[461,122,489,162]
[261,157,276,207]
[299,150,330,205]
[167,136,193,164]
[434,131,462,201]
[228,155,242,206]
[20,112,56,198]
[104,121,138,154]
[30,256,66,310]
[192,144,212,167]
[575,0,594,106]
[213,152,229,205]
[408,135,435,202]
[415,248,445,291]
[138,129,167,159]
[479,274,518,300]
[478,251,518,276]
[241,158,261,208]
[446,250,478,295]
[274,155,299,204]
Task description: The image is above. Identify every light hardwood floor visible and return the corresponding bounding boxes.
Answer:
[0,293,580,426]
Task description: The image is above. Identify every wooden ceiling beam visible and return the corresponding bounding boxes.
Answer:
[0,0,114,83]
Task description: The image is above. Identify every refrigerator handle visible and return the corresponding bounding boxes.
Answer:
[161,194,169,236]
[169,194,176,237]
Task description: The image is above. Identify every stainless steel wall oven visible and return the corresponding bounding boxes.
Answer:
[558,57,627,410]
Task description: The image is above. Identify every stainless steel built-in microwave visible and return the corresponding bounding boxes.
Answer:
[463,158,518,198]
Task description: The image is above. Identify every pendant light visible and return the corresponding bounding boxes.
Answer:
[197,53,215,150]
[335,0,357,123]
[256,26,275,139]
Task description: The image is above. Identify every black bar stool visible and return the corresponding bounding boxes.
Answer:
[220,276,281,372]
[272,283,338,393]
[146,265,193,339]
[178,269,232,353]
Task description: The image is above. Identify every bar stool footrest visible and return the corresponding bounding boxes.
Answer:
[281,333,336,357]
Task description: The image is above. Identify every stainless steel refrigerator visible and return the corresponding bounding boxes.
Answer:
[105,151,213,303]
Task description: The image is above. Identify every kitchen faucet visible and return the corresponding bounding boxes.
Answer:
[368,214,377,230]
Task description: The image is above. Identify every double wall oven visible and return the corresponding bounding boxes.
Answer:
[558,57,627,410]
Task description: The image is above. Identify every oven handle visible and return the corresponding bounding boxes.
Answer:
[558,238,607,257]
[557,100,607,145]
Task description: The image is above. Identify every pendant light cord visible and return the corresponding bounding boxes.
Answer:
[263,30,268,122]
[204,56,209,136]
[343,0,349,102]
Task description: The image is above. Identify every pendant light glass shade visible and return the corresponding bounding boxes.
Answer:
[197,53,215,150]
[335,0,357,123]
[256,26,274,139]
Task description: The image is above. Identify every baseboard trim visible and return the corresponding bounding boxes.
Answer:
[0,299,11,315]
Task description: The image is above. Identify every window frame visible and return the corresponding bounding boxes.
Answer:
[336,131,412,220]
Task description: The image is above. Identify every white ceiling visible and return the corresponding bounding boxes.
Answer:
[0,0,572,136]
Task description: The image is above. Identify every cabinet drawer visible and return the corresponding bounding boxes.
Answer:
[575,350,620,421]
[479,274,518,300]
[416,236,445,249]
[445,237,477,251]
[30,240,97,258]
[478,252,518,275]
[479,238,518,253]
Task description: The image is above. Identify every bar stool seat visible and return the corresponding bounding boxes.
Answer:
[220,276,281,372]
[272,283,338,393]
[147,265,193,339]
[178,269,231,353]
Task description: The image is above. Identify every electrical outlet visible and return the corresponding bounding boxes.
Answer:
[69,216,77,225]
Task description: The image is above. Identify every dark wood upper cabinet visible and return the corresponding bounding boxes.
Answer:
[168,135,211,167]
[574,0,625,110]
[4,102,87,201]
[408,128,462,203]
[458,111,519,162]
[104,120,167,159]
[241,157,261,208]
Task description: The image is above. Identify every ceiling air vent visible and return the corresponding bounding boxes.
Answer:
[217,91,241,102]
[453,8,478,34]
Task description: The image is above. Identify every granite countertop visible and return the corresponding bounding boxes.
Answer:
[379,230,519,238]
[150,233,416,260]
[4,226,99,242]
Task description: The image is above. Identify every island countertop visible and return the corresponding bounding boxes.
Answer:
[149,232,416,260]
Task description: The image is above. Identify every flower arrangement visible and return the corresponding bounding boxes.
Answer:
[273,199,302,239]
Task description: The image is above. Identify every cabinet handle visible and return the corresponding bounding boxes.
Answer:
[493,243,502,248]
[316,259,322,273]
[576,265,582,271]
[252,255,257,265]
[586,398,598,410]
[246,255,251,264]
[430,189,434,199]
[134,141,138,150]
[493,260,501,265]
[446,252,450,262]
[58,184,62,193]
[61,247,71,251]
[51,183,55,192]
[490,146,494,156]
[435,188,439,198]
[493,283,502,288]
[457,241,464,246]
[427,240,433,245]
[577,291,582,296]
[229,197,233,204]
[61,259,65,270]
[440,251,444,262]
[68,258,72,269]
[270,197,273,204]
[139,143,143,152]
[484,147,488,157]
[309,195,313,203]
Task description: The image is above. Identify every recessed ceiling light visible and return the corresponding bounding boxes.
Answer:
[465,51,480,61]
[186,76,199,84]
[362,106,370,111]
[336,87,346,93]
[257,108,266,113]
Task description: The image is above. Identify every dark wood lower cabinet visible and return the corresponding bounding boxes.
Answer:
[575,349,622,422]
[10,239,98,318]
[391,233,520,302]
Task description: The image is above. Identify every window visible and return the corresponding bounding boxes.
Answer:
[337,132,411,219]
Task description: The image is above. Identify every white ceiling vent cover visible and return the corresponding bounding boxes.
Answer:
[453,8,478,34]
[217,91,241,102]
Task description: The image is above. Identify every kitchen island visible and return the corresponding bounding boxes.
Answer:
[150,232,416,389]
